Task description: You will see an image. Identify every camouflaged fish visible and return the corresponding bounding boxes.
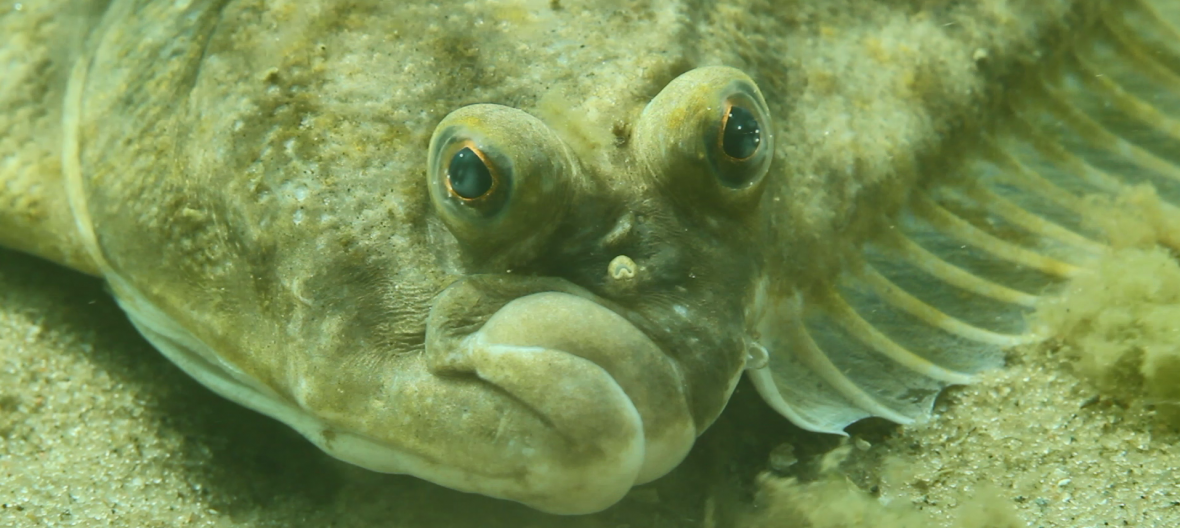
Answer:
[3,0,1180,515]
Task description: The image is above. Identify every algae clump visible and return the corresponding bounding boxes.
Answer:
[1037,246,1180,424]
[1036,186,1180,425]
[741,445,1024,528]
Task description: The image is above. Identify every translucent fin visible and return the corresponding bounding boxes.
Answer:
[752,0,1180,433]
[751,192,1050,433]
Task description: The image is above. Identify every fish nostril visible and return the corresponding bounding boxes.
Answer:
[602,213,635,249]
[608,255,638,282]
[744,338,769,370]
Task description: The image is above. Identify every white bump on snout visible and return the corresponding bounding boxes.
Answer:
[608,255,637,281]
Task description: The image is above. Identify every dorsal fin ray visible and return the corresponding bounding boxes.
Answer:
[752,0,1180,433]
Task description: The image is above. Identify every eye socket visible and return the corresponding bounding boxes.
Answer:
[633,66,775,209]
[427,104,574,259]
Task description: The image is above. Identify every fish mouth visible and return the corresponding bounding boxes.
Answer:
[422,274,703,510]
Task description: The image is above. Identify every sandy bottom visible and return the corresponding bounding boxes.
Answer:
[1,245,1178,527]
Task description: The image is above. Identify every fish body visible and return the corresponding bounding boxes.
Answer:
[2,0,1178,515]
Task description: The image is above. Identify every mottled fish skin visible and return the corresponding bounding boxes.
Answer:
[4,0,1178,516]
[747,0,1180,435]
[5,0,775,513]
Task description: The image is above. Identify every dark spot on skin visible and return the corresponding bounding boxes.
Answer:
[612,119,632,147]
[549,0,561,10]
[322,428,336,447]
[0,394,20,439]
[422,35,501,113]
[239,232,282,314]
[0,394,19,411]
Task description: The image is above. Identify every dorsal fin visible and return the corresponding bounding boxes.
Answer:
[751,0,1180,433]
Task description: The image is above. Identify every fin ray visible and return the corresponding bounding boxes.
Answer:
[825,285,977,384]
[854,266,1036,350]
[943,185,1107,254]
[912,193,1085,278]
[882,231,1039,307]
[752,0,1180,434]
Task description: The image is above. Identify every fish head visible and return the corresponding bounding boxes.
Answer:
[67,2,784,515]
[411,65,777,512]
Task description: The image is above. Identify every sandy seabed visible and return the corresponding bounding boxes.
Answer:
[3,241,1179,528]
[2,0,1179,525]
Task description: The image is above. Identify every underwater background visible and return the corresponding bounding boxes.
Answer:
[3,0,1180,526]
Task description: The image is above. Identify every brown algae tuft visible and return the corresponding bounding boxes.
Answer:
[1037,244,1180,425]
[742,445,1023,528]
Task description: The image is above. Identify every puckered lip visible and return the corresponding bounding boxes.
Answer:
[424,274,705,483]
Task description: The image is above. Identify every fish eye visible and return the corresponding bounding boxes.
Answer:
[431,136,512,218]
[427,104,573,259]
[634,66,775,209]
[711,96,770,189]
[720,105,761,161]
[446,144,499,201]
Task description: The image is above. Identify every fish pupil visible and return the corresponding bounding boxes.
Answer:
[447,147,494,199]
[722,106,761,160]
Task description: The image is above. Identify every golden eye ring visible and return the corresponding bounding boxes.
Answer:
[443,140,501,204]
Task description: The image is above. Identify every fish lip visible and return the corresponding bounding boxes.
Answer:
[429,272,649,339]
[431,269,755,419]
[424,274,702,484]
[428,272,747,371]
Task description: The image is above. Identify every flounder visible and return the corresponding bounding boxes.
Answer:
[3,0,1180,515]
